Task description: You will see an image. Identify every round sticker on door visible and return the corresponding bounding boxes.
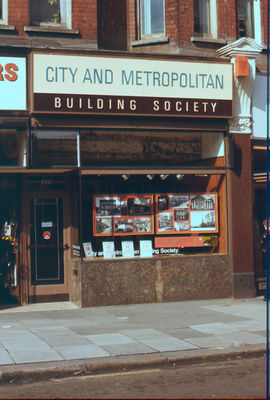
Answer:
[43,231,51,240]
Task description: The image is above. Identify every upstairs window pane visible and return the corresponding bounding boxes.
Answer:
[30,0,61,26]
[0,0,8,24]
[140,0,164,37]
[194,0,210,35]
[238,0,254,38]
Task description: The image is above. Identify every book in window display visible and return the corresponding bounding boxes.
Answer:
[155,193,218,234]
[93,194,154,236]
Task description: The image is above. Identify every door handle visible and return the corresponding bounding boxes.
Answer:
[63,244,70,250]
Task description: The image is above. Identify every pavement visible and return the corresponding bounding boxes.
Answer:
[0,296,267,384]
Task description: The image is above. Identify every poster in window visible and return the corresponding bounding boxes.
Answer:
[134,217,152,233]
[158,195,169,211]
[127,197,151,215]
[96,218,113,235]
[190,210,216,231]
[114,218,133,234]
[95,196,120,217]
[158,212,173,232]
[156,193,218,234]
[102,241,115,259]
[140,240,153,258]
[190,194,215,211]
[93,194,154,236]
[122,241,135,258]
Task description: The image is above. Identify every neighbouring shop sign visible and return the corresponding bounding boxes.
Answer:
[0,57,26,110]
[32,54,233,118]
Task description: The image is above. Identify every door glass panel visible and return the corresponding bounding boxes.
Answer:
[30,198,64,285]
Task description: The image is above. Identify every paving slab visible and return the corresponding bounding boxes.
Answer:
[85,333,136,345]
[226,319,266,332]
[54,344,110,360]
[189,322,241,335]
[120,328,174,340]
[138,337,199,352]
[101,342,156,356]
[220,331,266,345]
[184,335,236,349]
[9,350,64,364]
[0,349,14,365]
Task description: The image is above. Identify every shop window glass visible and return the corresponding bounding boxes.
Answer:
[0,131,26,167]
[32,130,79,168]
[238,0,254,38]
[138,0,165,38]
[81,173,226,260]
[29,0,71,27]
[80,130,224,168]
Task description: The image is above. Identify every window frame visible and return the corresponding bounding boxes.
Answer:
[253,0,262,45]
[137,0,165,40]
[237,0,261,45]
[0,0,8,25]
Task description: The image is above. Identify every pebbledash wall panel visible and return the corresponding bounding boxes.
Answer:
[69,255,233,307]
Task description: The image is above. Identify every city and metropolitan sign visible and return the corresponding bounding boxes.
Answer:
[32,53,233,118]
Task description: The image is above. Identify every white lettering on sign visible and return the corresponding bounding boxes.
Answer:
[52,96,218,115]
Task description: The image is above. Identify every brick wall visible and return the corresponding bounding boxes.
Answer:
[73,0,97,41]
[98,0,127,50]
[9,0,29,35]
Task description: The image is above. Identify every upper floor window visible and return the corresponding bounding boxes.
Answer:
[238,0,254,37]
[193,0,217,38]
[29,0,71,28]
[0,0,8,25]
[138,0,165,39]
[238,0,261,44]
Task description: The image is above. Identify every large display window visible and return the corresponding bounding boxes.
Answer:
[80,172,226,259]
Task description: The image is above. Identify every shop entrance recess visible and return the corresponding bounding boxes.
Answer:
[30,198,64,285]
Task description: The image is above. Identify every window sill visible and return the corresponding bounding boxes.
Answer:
[24,25,79,36]
[0,24,15,32]
[191,36,227,45]
[131,36,169,47]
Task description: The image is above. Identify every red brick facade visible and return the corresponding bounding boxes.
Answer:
[1,1,266,52]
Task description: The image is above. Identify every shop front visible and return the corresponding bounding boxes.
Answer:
[11,50,236,306]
